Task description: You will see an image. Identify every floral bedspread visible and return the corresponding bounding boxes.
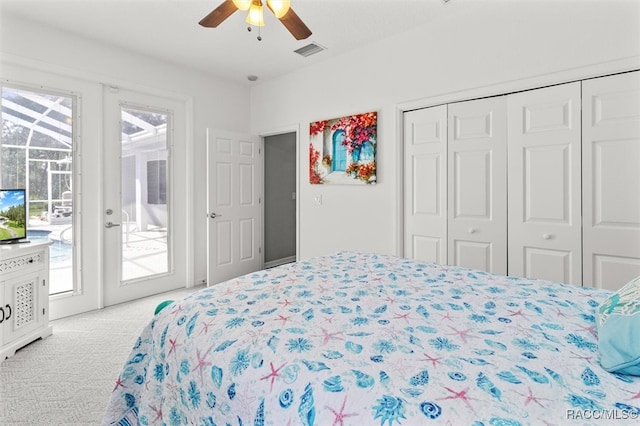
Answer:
[103,252,640,425]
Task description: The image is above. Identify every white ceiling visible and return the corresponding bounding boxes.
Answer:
[0,0,456,86]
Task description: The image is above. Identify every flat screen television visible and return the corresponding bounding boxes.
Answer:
[0,188,28,244]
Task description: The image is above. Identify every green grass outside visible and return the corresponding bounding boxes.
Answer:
[0,220,26,239]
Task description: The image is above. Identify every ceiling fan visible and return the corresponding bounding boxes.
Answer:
[199,0,312,41]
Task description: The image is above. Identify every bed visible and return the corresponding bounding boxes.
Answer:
[102,251,640,425]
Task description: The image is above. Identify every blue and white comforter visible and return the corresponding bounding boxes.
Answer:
[103,252,640,425]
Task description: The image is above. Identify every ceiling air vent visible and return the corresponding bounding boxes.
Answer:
[294,42,325,58]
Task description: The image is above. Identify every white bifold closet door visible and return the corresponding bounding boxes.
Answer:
[582,71,640,291]
[403,105,448,264]
[447,96,507,274]
[507,82,582,285]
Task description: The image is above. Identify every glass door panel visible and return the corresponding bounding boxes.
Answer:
[120,107,170,282]
[0,85,76,295]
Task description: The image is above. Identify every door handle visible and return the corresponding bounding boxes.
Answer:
[105,221,121,228]
[5,304,11,321]
[208,212,222,219]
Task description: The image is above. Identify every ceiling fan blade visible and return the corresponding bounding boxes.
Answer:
[278,7,312,40]
[199,0,238,28]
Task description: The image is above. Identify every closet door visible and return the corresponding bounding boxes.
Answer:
[403,106,448,263]
[448,97,507,274]
[582,71,640,291]
[508,82,582,285]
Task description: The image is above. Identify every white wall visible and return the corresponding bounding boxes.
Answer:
[0,14,251,293]
[250,1,640,260]
[2,2,640,293]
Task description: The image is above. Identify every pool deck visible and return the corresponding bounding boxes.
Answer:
[29,218,168,294]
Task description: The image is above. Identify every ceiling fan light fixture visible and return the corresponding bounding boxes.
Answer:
[246,1,265,26]
[232,0,252,11]
[266,0,290,19]
[199,0,310,40]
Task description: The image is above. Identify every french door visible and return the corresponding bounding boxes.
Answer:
[103,88,188,306]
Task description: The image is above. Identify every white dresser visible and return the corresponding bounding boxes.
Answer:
[0,241,53,362]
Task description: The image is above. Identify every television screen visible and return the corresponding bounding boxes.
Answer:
[0,188,27,244]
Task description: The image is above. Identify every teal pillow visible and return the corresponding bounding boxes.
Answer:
[596,276,640,376]
[154,299,174,315]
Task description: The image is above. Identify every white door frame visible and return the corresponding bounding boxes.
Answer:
[205,123,299,287]
[260,124,300,266]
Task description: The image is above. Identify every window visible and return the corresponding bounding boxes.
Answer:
[147,159,167,204]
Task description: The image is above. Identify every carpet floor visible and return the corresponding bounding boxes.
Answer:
[0,286,202,425]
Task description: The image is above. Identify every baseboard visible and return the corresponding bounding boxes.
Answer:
[264,255,296,269]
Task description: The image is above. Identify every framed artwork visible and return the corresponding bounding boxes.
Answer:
[309,111,377,184]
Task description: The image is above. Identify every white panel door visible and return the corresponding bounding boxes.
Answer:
[508,82,582,285]
[403,106,448,263]
[583,71,640,291]
[448,96,507,274]
[207,130,262,286]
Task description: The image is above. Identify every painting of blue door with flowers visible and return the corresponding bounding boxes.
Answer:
[309,111,377,184]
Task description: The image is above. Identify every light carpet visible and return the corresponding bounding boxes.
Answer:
[0,286,202,425]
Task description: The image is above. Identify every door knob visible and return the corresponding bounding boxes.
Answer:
[208,212,222,219]
[468,228,477,234]
[105,221,121,228]
[543,233,552,240]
